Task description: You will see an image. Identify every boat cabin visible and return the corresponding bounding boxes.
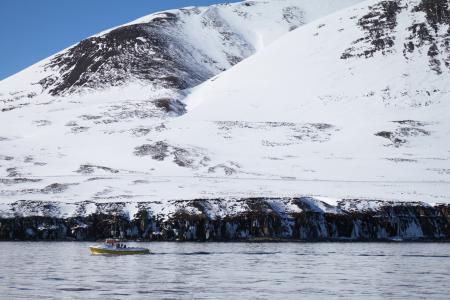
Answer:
[105,239,127,248]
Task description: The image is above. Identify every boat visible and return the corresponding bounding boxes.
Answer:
[89,239,150,255]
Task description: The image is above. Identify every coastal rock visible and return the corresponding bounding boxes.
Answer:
[0,198,449,241]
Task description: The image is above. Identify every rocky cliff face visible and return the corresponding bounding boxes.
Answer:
[1,198,449,241]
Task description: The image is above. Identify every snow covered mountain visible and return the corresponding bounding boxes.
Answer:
[171,0,450,202]
[0,0,364,204]
[0,0,450,224]
[0,0,359,115]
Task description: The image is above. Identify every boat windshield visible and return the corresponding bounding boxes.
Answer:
[105,239,119,246]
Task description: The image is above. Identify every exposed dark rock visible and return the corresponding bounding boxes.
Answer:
[79,115,102,121]
[375,120,430,147]
[41,183,76,194]
[134,141,169,160]
[404,0,450,73]
[282,6,304,30]
[413,0,450,31]
[37,11,215,97]
[208,164,238,175]
[342,0,450,74]
[33,120,52,127]
[153,98,186,115]
[130,127,152,137]
[6,167,20,177]
[393,120,429,126]
[342,0,403,59]
[134,141,210,169]
[172,147,194,167]
[0,178,42,185]
[216,121,337,144]
[1,103,30,112]
[385,157,418,163]
[1,198,449,241]
[76,164,120,175]
[71,126,90,134]
[65,121,78,127]
[0,155,14,161]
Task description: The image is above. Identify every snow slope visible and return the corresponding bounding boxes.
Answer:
[1,0,449,214]
[0,0,360,103]
[162,0,450,203]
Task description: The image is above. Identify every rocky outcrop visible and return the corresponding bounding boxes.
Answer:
[0,0,309,109]
[1,198,449,241]
[342,0,450,74]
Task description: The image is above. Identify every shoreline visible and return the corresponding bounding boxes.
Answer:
[2,239,450,243]
[1,197,449,242]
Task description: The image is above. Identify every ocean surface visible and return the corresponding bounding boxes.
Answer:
[1,242,449,299]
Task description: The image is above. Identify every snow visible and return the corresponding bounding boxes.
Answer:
[0,0,449,218]
[175,0,450,203]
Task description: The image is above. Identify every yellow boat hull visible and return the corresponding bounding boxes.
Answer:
[89,246,150,255]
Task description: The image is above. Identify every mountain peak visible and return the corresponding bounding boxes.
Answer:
[1,0,449,207]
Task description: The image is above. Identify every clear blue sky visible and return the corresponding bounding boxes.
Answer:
[0,0,230,80]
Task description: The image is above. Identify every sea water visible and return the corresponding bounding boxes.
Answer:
[1,242,449,299]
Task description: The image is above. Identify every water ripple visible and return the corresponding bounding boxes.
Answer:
[1,242,450,299]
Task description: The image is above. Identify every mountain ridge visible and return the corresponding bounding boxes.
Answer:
[0,0,361,105]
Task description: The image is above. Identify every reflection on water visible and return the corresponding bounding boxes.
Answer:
[1,242,450,299]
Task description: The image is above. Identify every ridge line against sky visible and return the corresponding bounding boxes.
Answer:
[0,0,231,81]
